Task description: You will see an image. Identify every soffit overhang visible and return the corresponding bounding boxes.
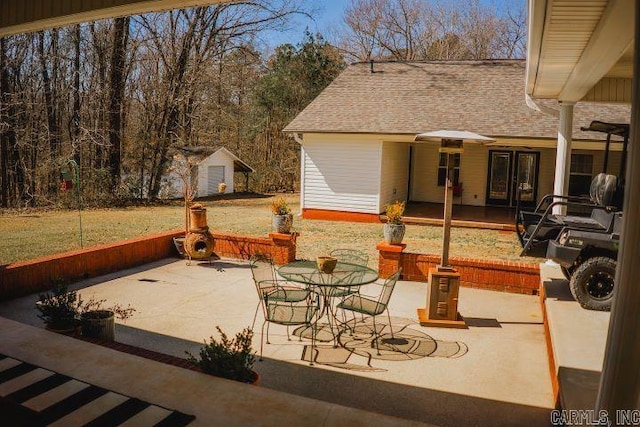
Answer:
[0,0,230,37]
[526,0,634,103]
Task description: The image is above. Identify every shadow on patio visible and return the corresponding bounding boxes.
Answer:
[0,258,553,426]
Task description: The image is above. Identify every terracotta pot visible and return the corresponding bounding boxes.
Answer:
[248,370,260,385]
[199,368,260,385]
[317,256,337,274]
[184,232,214,259]
[189,204,208,232]
[45,324,80,336]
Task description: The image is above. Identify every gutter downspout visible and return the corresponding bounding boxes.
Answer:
[525,94,559,118]
[293,133,305,217]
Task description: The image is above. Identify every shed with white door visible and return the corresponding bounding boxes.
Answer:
[164,146,254,198]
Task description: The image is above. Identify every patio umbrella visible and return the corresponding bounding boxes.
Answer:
[414,130,495,270]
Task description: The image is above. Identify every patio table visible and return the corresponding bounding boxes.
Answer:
[277,260,379,347]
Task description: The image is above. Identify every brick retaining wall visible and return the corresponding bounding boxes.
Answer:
[377,242,540,295]
[211,232,298,265]
[0,230,298,300]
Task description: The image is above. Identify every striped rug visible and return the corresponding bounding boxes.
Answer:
[0,354,195,426]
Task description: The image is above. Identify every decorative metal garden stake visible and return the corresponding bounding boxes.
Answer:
[413,130,494,328]
[61,159,83,248]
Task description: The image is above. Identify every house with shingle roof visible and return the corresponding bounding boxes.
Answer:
[283,60,630,220]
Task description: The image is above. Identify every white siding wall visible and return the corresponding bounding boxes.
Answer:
[411,143,487,206]
[379,141,409,210]
[197,150,234,196]
[299,133,621,212]
[303,138,381,213]
[458,144,488,206]
[410,144,440,203]
[537,148,556,200]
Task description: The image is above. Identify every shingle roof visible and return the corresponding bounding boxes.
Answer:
[283,60,630,141]
[173,145,254,173]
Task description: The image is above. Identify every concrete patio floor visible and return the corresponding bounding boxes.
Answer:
[0,258,554,426]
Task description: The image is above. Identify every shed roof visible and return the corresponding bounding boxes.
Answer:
[283,60,630,141]
[174,146,254,173]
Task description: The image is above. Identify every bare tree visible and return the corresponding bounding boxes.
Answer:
[107,17,130,189]
[0,1,315,206]
[340,0,526,62]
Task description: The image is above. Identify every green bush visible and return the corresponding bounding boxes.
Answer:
[187,326,256,383]
[35,281,82,330]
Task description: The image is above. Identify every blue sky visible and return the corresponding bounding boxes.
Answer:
[261,0,525,49]
[260,0,349,48]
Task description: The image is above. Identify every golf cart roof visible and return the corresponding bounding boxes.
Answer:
[580,121,630,138]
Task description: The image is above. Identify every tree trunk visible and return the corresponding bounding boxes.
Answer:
[0,38,9,208]
[108,17,130,190]
[71,24,81,167]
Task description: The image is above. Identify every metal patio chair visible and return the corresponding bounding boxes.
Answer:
[327,249,371,322]
[329,248,369,267]
[249,254,310,331]
[328,248,369,298]
[257,290,320,364]
[337,268,402,355]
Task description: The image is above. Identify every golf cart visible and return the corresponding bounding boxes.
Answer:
[516,121,629,311]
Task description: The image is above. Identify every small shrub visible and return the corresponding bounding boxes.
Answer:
[36,281,82,330]
[186,326,256,383]
[385,200,405,224]
[80,299,136,321]
[36,280,136,330]
[271,197,291,215]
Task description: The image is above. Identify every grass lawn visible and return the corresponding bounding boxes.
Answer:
[0,193,531,266]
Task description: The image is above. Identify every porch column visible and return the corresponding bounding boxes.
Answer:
[596,3,640,416]
[553,101,574,215]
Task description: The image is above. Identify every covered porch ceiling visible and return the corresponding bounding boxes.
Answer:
[0,0,231,37]
[526,0,635,103]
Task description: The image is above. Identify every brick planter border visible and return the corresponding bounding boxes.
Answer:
[0,230,298,300]
[377,242,540,295]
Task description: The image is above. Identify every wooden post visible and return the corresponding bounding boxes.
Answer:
[441,153,454,269]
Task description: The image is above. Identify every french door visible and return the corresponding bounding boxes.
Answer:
[486,151,540,208]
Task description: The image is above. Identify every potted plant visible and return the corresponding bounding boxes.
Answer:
[79,299,136,341]
[186,326,258,384]
[384,200,406,244]
[271,197,293,234]
[35,281,135,340]
[35,281,82,334]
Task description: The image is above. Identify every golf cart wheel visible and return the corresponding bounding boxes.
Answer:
[569,257,616,311]
[560,266,573,280]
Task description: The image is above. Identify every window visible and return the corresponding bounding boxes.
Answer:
[569,154,593,196]
[437,153,460,187]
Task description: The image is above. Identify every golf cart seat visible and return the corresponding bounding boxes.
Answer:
[517,173,620,257]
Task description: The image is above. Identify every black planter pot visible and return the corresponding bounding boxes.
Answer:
[173,236,186,258]
[81,310,115,341]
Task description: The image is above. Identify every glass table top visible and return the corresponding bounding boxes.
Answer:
[278,260,378,287]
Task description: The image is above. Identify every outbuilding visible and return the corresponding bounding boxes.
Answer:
[284,60,630,221]
[164,146,254,198]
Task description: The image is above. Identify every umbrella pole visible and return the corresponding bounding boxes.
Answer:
[440,153,454,270]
